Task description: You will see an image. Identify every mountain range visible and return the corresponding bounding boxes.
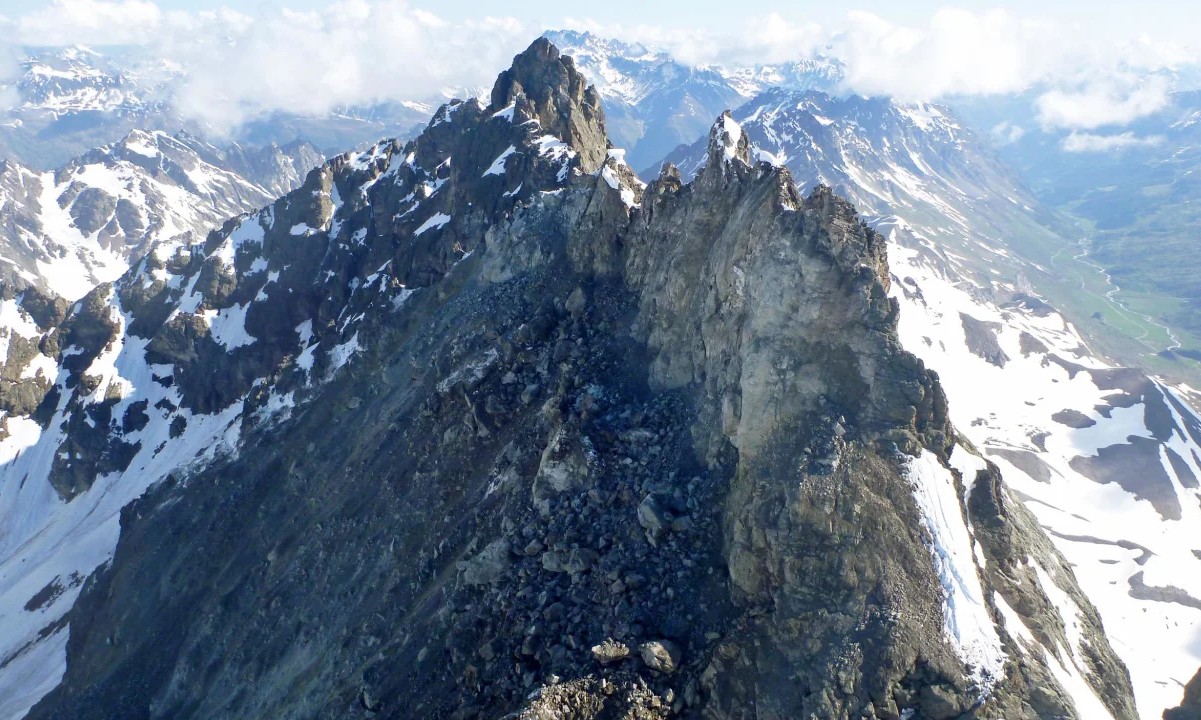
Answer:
[530,33,1201,396]
[0,128,322,299]
[2,33,847,177]
[0,38,1151,719]
[0,45,427,170]
[541,30,843,170]
[0,31,1198,720]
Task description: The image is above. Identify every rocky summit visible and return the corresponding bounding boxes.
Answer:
[648,76,1201,717]
[1,39,1142,719]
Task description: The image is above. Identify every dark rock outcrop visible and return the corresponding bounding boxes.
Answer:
[1166,666,1201,720]
[491,37,610,174]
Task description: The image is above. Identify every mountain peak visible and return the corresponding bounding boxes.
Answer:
[706,111,752,168]
[541,28,654,60]
[489,38,609,172]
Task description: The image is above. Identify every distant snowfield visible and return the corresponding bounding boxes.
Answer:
[888,229,1201,719]
[28,165,130,299]
[1,130,285,301]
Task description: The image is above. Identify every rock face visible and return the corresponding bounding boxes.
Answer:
[1165,667,1201,720]
[654,79,1201,717]
[491,38,610,175]
[5,40,1138,720]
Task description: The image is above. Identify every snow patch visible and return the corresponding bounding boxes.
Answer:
[906,450,1006,688]
[492,103,515,121]
[414,213,451,236]
[326,333,361,379]
[203,304,257,350]
[719,114,744,162]
[483,146,517,177]
[599,165,637,208]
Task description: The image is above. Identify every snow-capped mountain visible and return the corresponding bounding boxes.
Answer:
[195,136,325,199]
[542,30,843,171]
[0,46,183,170]
[1,33,845,173]
[659,89,1062,250]
[664,93,1201,717]
[0,46,431,170]
[15,45,163,117]
[0,43,622,716]
[721,58,846,98]
[0,40,1142,720]
[0,129,322,300]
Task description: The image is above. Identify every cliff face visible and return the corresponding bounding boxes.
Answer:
[10,40,1136,720]
[1165,668,1201,720]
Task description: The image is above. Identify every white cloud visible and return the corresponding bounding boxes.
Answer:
[10,0,533,137]
[1119,33,1197,70]
[2,2,1197,136]
[1036,75,1172,129]
[560,9,1194,111]
[555,15,825,68]
[830,9,1064,101]
[170,3,530,135]
[990,121,1026,145]
[0,17,20,112]
[645,9,1195,131]
[677,13,825,67]
[17,0,164,46]
[1062,131,1165,152]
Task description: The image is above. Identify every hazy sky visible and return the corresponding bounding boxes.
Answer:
[3,0,1199,45]
[0,1,1194,140]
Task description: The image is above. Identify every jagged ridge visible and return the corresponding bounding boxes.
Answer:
[0,39,1138,720]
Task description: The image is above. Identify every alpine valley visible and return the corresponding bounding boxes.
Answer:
[0,29,1197,720]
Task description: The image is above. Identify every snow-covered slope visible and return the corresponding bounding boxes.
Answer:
[0,46,184,169]
[16,45,160,117]
[660,89,1061,253]
[669,107,1201,718]
[888,227,1201,718]
[0,129,320,300]
[0,132,326,715]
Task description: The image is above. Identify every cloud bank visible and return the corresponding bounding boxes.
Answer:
[17,0,167,46]
[1062,131,1165,152]
[831,9,1062,101]
[1,0,530,133]
[1036,75,1173,130]
[164,1,527,135]
[0,1,1196,136]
